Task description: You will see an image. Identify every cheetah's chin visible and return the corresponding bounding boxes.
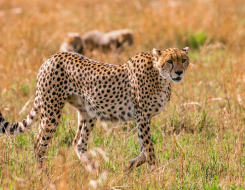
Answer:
[171,77,182,83]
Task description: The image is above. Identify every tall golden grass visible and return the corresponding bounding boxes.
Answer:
[1,0,245,189]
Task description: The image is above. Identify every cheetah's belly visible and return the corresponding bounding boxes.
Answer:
[86,98,135,123]
[67,94,135,123]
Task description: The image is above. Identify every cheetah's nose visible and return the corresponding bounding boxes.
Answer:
[175,70,183,75]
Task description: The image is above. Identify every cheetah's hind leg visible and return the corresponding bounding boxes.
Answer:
[34,100,64,170]
[73,110,98,173]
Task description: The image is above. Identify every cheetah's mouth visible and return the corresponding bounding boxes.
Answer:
[171,77,182,83]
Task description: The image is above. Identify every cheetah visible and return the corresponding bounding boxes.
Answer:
[82,30,104,52]
[59,32,83,54]
[0,47,189,171]
[82,29,133,54]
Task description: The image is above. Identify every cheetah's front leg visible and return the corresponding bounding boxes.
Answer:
[126,117,157,171]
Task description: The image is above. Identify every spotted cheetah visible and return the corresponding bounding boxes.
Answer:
[0,47,189,171]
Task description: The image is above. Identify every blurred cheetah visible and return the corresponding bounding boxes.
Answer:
[83,29,133,53]
[59,32,83,54]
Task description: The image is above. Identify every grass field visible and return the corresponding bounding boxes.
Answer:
[1,0,245,189]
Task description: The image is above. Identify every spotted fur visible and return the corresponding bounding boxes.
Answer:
[0,47,189,171]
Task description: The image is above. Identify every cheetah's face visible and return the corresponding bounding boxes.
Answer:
[65,33,83,51]
[153,47,189,83]
[119,33,133,46]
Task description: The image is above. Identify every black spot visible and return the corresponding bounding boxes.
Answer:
[50,129,56,133]
[13,123,18,130]
[10,127,14,133]
[22,120,27,127]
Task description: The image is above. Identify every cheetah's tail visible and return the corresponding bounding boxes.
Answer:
[0,102,41,135]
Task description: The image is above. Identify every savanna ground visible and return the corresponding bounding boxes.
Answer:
[0,0,245,189]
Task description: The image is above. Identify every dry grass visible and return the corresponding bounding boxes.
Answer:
[1,0,245,189]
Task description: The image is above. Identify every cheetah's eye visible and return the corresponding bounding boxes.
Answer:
[167,60,173,64]
[182,59,187,63]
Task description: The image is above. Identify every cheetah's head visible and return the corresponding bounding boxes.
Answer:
[118,30,133,46]
[65,33,83,52]
[153,47,189,83]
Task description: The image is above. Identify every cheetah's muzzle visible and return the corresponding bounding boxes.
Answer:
[172,77,182,82]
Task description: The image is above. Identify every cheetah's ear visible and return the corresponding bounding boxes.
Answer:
[182,47,189,55]
[153,48,161,59]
